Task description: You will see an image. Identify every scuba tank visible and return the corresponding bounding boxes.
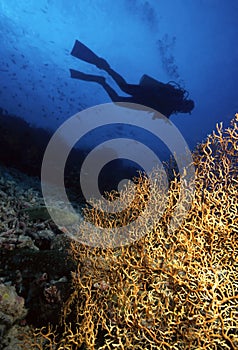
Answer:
[139,74,188,101]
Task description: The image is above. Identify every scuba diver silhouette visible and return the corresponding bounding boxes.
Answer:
[70,40,194,118]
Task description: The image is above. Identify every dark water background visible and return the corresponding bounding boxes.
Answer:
[0,0,237,192]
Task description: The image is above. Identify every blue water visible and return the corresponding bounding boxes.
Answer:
[0,0,237,182]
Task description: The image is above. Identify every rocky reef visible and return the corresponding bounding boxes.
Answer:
[0,165,76,349]
[19,116,238,349]
[0,115,237,349]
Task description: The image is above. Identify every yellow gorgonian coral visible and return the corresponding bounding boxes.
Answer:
[26,114,238,349]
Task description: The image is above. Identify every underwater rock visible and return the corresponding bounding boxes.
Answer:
[50,233,71,251]
[0,234,39,251]
[0,164,78,346]
[22,205,79,225]
[25,272,71,327]
[1,248,75,283]
[21,206,52,221]
[0,283,27,339]
[0,324,34,350]
[28,229,55,250]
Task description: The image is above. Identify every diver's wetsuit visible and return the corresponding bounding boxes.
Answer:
[101,66,176,117]
[70,66,176,117]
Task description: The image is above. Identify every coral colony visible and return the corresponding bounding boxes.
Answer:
[21,115,238,349]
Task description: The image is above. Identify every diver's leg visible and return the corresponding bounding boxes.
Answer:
[70,69,133,103]
[105,67,140,95]
[97,79,133,104]
[70,69,105,84]
[96,62,141,96]
[70,69,120,101]
[99,80,121,102]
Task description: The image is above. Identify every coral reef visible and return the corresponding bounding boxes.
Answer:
[0,284,27,336]
[0,165,76,348]
[0,325,33,350]
[24,114,237,349]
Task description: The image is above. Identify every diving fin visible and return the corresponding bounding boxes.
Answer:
[70,69,89,80]
[70,69,106,84]
[71,40,107,69]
